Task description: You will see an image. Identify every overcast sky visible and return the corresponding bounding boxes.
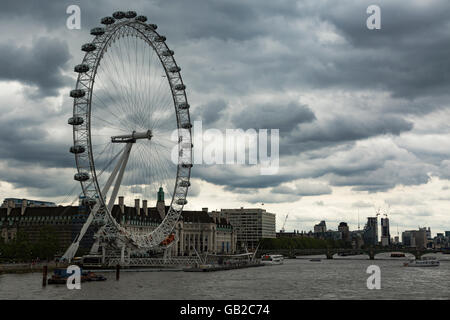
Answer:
[0,0,449,236]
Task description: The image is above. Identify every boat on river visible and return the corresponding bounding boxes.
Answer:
[391,252,406,258]
[261,254,284,265]
[403,257,440,267]
[47,268,106,284]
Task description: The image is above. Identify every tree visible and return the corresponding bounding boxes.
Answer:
[35,226,60,261]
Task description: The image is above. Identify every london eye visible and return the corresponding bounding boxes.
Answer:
[62,11,192,262]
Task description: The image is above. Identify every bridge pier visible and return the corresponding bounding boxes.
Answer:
[368,249,375,260]
[414,250,423,260]
[326,249,333,259]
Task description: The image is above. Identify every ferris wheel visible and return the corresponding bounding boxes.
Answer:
[62,11,192,262]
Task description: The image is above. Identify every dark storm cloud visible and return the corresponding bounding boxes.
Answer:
[0,0,449,200]
[329,161,431,192]
[286,114,413,151]
[176,0,450,101]
[0,0,114,30]
[232,102,316,133]
[3,0,450,101]
[0,113,73,168]
[194,99,228,125]
[197,165,294,189]
[190,105,421,192]
[0,0,66,22]
[236,180,331,204]
[0,37,72,97]
[0,163,76,197]
[316,0,450,99]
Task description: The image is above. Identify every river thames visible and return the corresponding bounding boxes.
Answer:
[1,254,449,300]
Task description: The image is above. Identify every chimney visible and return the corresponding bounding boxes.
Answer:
[143,200,148,216]
[6,199,14,216]
[202,207,208,213]
[119,196,124,214]
[21,199,27,216]
[135,199,140,216]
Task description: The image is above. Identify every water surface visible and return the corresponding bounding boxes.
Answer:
[1,254,449,299]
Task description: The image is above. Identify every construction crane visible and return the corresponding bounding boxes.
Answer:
[281,213,289,232]
[383,205,390,218]
[375,207,381,218]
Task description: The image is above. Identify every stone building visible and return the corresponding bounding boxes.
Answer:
[1,190,237,257]
[402,228,427,249]
[314,220,327,234]
[112,188,237,256]
[338,222,350,242]
[217,208,276,250]
[0,202,92,254]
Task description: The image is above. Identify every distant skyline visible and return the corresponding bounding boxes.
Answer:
[0,0,449,235]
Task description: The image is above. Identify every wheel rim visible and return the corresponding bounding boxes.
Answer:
[70,14,192,250]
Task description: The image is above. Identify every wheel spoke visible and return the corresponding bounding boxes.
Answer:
[66,15,192,262]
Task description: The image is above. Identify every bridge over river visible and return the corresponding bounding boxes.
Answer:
[258,248,450,260]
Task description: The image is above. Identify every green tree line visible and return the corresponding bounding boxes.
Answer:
[260,237,351,250]
[0,226,60,262]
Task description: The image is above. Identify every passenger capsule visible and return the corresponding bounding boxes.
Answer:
[136,15,147,22]
[112,11,126,19]
[154,35,166,42]
[178,102,190,109]
[68,116,84,126]
[101,16,115,25]
[162,50,174,56]
[174,84,186,90]
[182,142,193,149]
[90,27,105,36]
[169,66,181,73]
[176,199,188,205]
[147,23,157,30]
[70,145,85,154]
[74,172,90,182]
[82,198,97,207]
[179,181,191,187]
[81,43,97,52]
[74,64,89,73]
[181,123,192,129]
[125,11,137,18]
[70,89,86,98]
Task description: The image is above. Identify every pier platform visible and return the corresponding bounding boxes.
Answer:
[183,262,264,272]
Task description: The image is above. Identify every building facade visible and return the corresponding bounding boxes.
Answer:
[338,222,350,242]
[109,189,237,257]
[363,217,378,246]
[314,220,327,234]
[402,228,427,249]
[218,208,276,250]
[1,192,237,257]
[380,217,390,246]
[0,202,93,254]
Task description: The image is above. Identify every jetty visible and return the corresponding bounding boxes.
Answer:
[183,261,264,272]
